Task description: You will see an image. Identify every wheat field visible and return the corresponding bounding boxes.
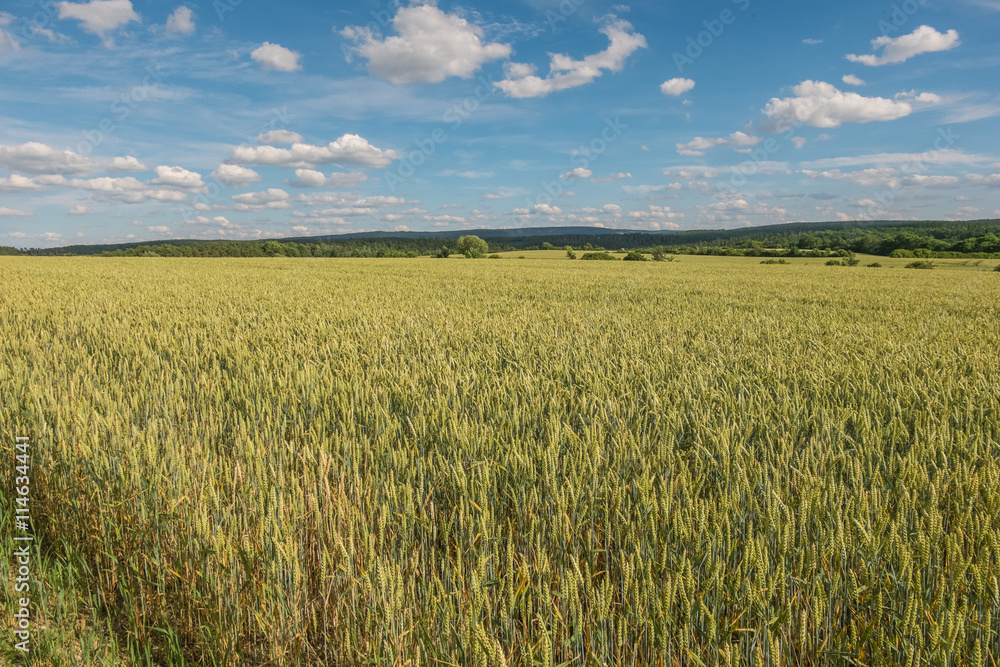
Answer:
[1,255,998,665]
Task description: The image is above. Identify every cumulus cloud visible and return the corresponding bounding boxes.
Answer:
[211,164,261,187]
[842,74,865,86]
[286,169,368,188]
[68,204,95,215]
[229,134,399,169]
[188,215,235,228]
[341,4,510,84]
[0,142,98,175]
[67,176,188,203]
[626,205,682,229]
[0,174,68,192]
[256,130,303,145]
[165,6,194,35]
[150,165,205,189]
[58,0,139,44]
[107,155,148,172]
[676,131,761,156]
[232,188,291,211]
[251,42,301,72]
[660,77,695,96]
[762,80,915,129]
[847,26,960,66]
[560,167,592,181]
[495,18,646,98]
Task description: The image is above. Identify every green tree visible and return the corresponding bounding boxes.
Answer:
[456,235,488,258]
[565,246,577,260]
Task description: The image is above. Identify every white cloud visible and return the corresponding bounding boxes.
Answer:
[802,168,961,189]
[251,42,301,72]
[842,74,865,86]
[532,203,562,216]
[232,188,291,211]
[286,169,368,188]
[150,165,205,189]
[0,174,68,192]
[165,6,194,36]
[496,18,646,98]
[256,130,303,145]
[803,38,823,45]
[590,172,632,184]
[846,26,960,66]
[626,205,682,228]
[230,134,399,169]
[676,131,761,156]
[58,0,139,43]
[762,80,914,129]
[0,207,32,217]
[107,155,148,172]
[0,142,98,175]
[341,5,510,84]
[0,12,12,25]
[792,137,808,149]
[67,176,188,203]
[560,167,592,180]
[147,225,171,234]
[800,149,987,170]
[68,204,95,215]
[660,77,695,96]
[212,164,261,187]
[188,215,235,228]
[967,173,1000,187]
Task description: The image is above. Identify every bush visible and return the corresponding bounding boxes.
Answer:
[565,246,577,260]
[760,259,789,265]
[488,254,502,259]
[891,249,915,258]
[994,264,1000,272]
[581,252,618,261]
[540,242,555,250]
[905,260,935,270]
[436,246,451,258]
[867,262,882,268]
[826,259,842,266]
[623,251,648,262]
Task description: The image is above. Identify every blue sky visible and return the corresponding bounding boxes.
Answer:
[1,0,998,246]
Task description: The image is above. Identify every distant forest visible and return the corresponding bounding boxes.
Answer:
[4,219,999,259]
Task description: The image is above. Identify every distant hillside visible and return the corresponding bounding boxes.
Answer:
[8,219,1000,258]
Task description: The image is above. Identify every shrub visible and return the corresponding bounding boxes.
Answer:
[581,252,618,261]
[760,259,789,265]
[826,259,842,266]
[994,264,1000,272]
[891,249,915,258]
[623,251,648,262]
[488,254,502,259]
[905,260,935,270]
[565,246,577,260]
[540,242,555,250]
[867,262,882,268]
